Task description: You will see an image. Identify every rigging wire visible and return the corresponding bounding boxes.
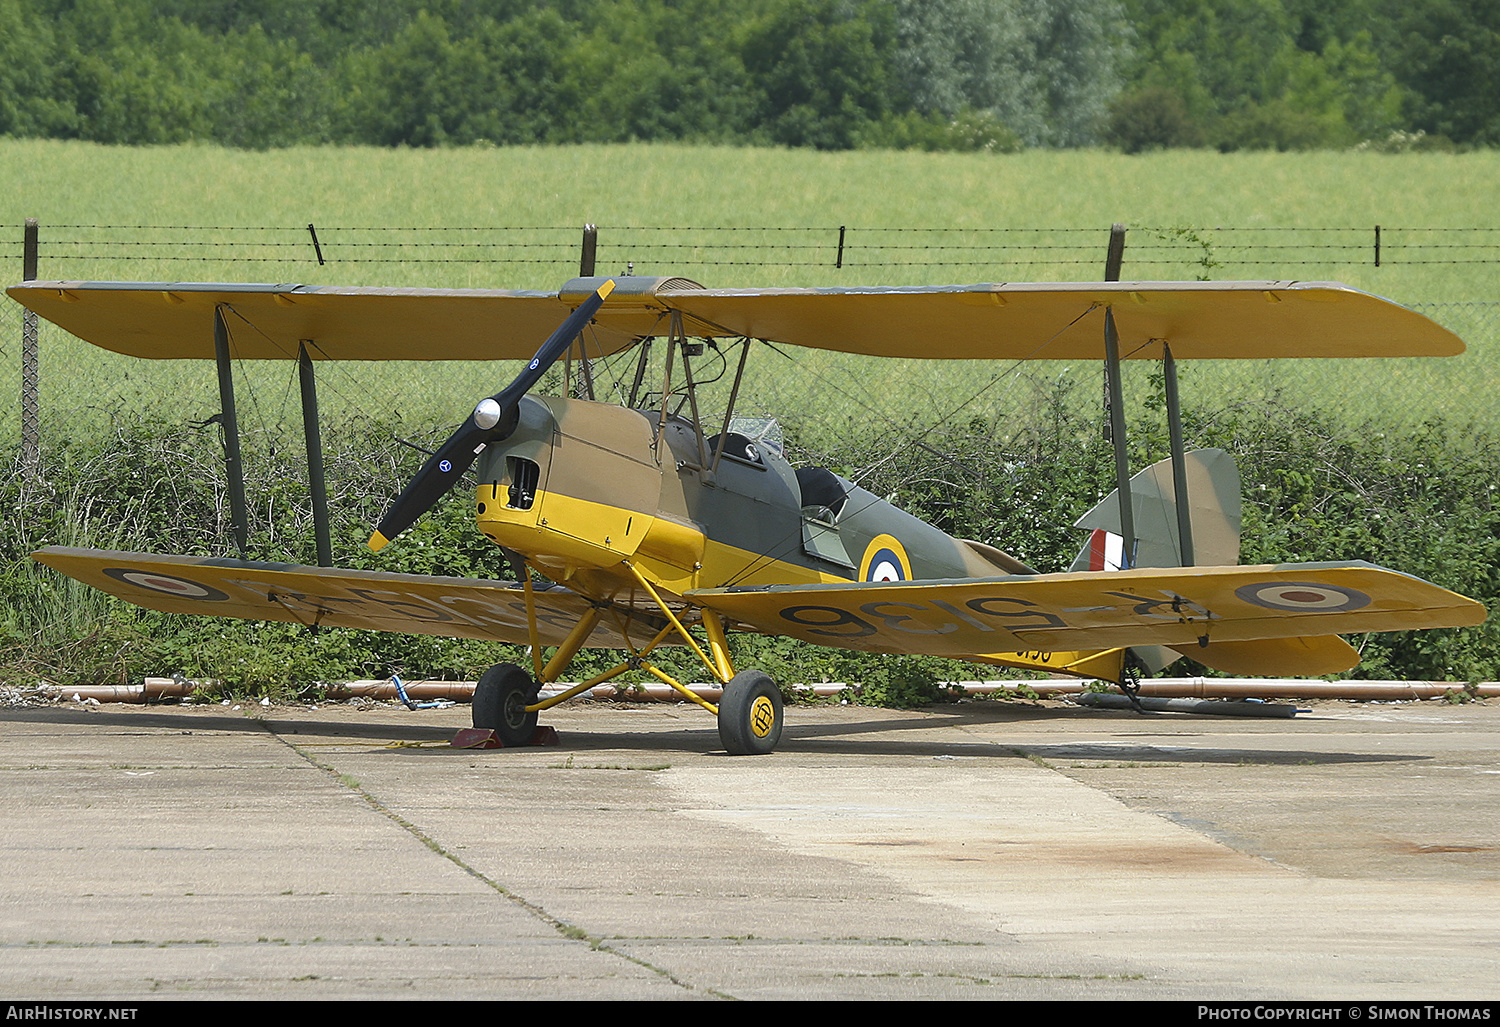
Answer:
[718,304,1104,588]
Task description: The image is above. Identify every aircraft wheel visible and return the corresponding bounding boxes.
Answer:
[473,662,539,747]
[717,669,783,756]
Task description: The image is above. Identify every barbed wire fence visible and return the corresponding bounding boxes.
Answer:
[16,221,1500,274]
[4,221,1498,485]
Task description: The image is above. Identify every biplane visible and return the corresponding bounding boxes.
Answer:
[8,273,1486,753]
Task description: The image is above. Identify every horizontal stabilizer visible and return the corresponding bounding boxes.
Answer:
[1186,634,1361,676]
[973,646,1173,681]
[972,648,1124,680]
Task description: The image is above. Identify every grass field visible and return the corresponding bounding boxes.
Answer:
[3,140,1499,442]
[5,141,1498,289]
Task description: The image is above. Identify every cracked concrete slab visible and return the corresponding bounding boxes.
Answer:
[2,697,1497,1000]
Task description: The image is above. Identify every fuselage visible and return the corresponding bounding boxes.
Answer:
[471,396,1022,605]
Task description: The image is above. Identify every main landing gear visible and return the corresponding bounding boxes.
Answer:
[473,657,786,754]
[717,669,784,756]
[472,662,540,747]
[477,559,788,754]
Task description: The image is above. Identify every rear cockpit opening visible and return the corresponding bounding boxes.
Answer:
[794,464,856,570]
[795,466,849,522]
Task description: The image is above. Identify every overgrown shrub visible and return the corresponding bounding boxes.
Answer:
[1105,87,1205,153]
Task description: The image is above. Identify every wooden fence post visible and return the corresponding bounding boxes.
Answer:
[580,223,597,277]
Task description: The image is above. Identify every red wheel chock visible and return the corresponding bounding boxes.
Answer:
[451,726,559,749]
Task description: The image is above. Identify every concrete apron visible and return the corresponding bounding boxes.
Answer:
[1,698,1496,1000]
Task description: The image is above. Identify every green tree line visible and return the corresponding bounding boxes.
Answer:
[0,0,1494,151]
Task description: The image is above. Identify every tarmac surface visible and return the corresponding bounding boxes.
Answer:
[2,694,1498,1001]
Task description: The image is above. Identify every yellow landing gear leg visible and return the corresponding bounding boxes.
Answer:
[485,559,785,754]
[474,569,609,746]
[623,562,784,755]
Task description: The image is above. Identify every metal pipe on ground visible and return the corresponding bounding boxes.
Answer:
[1011,679,1500,700]
[25,677,1500,705]
[27,678,481,704]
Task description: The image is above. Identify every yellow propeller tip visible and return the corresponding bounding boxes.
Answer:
[368,531,389,552]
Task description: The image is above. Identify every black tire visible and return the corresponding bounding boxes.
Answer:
[473,662,539,747]
[717,669,784,755]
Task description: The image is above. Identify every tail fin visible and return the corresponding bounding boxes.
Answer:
[1069,448,1241,571]
[1067,449,1243,678]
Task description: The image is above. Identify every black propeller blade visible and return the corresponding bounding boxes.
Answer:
[368,279,616,551]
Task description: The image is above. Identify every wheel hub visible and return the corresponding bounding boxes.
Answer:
[749,695,777,739]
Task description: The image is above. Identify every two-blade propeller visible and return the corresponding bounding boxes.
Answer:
[368,279,616,551]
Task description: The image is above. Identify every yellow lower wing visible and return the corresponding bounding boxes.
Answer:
[33,547,657,648]
[688,562,1485,659]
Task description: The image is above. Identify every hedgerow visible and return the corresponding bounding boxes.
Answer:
[3,379,1496,695]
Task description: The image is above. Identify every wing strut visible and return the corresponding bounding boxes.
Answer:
[212,309,334,565]
[1101,223,1195,569]
[213,305,249,558]
[298,342,333,567]
[1162,341,1194,565]
[1102,224,1136,567]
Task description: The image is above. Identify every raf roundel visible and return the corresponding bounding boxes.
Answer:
[859,534,912,583]
[1234,581,1371,613]
[103,568,230,602]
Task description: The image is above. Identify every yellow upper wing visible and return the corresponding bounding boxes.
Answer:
[32,547,662,648]
[3,282,643,361]
[670,281,1465,360]
[8,278,1463,361]
[687,562,1485,658]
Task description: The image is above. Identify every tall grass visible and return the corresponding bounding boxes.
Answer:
[4,141,1497,290]
[6,142,1497,435]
